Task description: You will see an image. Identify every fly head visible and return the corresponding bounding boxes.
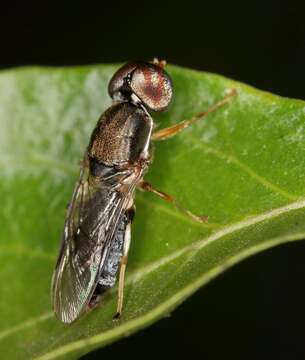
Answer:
[108,61,173,112]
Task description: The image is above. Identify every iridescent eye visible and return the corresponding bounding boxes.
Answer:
[129,63,173,112]
[108,61,173,112]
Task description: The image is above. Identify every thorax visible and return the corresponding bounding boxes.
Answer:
[88,102,153,167]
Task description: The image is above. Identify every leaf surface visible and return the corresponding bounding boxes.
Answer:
[0,65,305,359]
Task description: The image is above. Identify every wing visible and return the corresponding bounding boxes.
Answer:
[52,157,138,323]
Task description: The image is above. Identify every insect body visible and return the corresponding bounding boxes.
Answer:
[52,60,173,323]
[52,60,235,324]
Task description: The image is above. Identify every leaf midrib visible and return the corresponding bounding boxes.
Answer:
[1,197,305,351]
[34,231,305,360]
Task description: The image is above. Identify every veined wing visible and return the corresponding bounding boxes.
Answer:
[52,158,139,324]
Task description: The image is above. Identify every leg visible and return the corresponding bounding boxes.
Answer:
[138,180,208,223]
[113,209,133,319]
[152,88,237,141]
[113,255,128,319]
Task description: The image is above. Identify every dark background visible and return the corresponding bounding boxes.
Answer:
[2,1,305,359]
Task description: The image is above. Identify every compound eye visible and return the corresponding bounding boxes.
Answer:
[130,63,173,112]
[108,62,138,99]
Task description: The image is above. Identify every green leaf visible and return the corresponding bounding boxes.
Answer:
[1,64,305,360]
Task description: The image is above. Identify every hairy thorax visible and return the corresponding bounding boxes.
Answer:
[88,102,152,167]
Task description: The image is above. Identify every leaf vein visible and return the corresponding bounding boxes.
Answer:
[34,227,305,360]
[2,198,305,348]
[0,245,55,261]
[188,138,298,201]
[0,312,53,341]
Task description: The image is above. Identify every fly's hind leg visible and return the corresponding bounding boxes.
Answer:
[138,180,208,223]
[113,254,128,319]
[152,88,237,141]
[113,207,135,319]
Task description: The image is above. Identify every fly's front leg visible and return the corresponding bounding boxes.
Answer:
[152,89,237,141]
[113,207,135,319]
[138,180,208,223]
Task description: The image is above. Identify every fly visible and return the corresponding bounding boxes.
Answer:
[52,59,236,323]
